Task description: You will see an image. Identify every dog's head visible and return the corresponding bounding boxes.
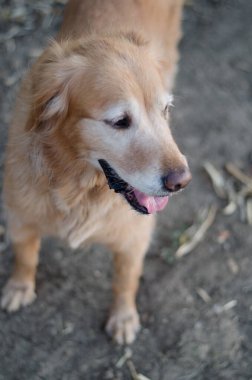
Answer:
[28,34,191,214]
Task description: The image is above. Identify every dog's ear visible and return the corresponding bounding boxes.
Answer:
[26,40,86,131]
[157,58,178,93]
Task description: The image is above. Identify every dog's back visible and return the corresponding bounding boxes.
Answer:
[59,0,184,87]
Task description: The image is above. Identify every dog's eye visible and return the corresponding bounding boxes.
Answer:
[113,115,131,129]
[163,97,174,119]
[163,104,170,119]
[104,114,132,129]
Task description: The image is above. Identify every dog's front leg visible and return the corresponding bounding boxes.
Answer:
[1,228,40,312]
[106,217,154,344]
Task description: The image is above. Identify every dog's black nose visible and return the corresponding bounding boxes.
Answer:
[163,167,192,193]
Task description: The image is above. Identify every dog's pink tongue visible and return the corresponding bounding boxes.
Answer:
[133,189,169,214]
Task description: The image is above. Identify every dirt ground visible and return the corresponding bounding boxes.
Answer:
[0,1,252,379]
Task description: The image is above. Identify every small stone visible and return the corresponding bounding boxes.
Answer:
[227,258,239,274]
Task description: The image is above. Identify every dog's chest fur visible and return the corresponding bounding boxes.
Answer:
[55,193,113,249]
[49,178,119,249]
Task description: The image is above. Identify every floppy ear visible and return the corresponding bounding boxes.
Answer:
[26,40,86,131]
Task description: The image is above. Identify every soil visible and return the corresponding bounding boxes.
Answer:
[0,1,251,379]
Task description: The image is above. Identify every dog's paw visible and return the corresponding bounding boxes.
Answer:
[1,279,36,312]
[106,307,140,344]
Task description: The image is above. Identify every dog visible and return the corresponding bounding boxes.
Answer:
[1,0,191,344]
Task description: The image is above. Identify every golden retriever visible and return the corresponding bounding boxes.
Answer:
[1,0,191,344]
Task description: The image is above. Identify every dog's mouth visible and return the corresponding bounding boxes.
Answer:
[98,159,169,215]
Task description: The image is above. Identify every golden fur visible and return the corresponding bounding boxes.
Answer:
[1,0,188,344]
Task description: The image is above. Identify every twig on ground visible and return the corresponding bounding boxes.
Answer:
[225,163,252,186]
[239,184,252,198]
[175,204,218,258]
[213,300,237,314]
[196,287,212,303]
[204,161,252,224]
[203,162,227,199]
[246,198,252,225]
[116,348,132,369]
[222,200,237,215]
[127,361,151,380]
[223,300,238,311]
